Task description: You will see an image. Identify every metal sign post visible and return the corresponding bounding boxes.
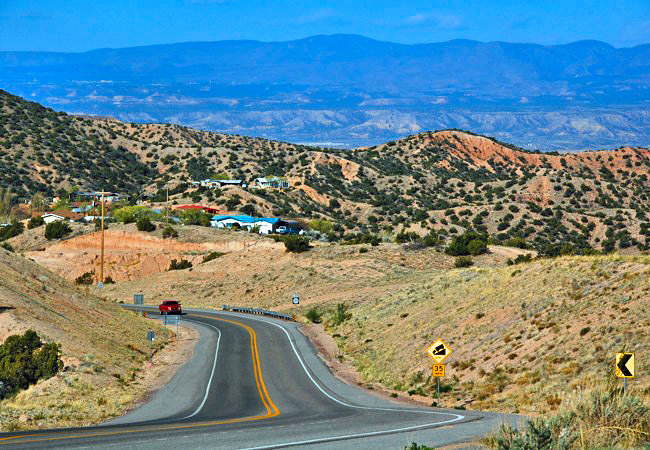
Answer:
[292,293,299,321]
[147,330,155,367]
[428,339,452,406]
[616,352,635,393]
[432,364,445,404]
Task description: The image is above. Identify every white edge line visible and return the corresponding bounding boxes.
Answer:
[125,306,466,446]
[240,415,464,450]
[178,320,221,420]
[193,309,466,449]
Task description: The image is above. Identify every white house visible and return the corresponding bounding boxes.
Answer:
[198,179,243,188]
[42,213,65,224]
[210,215,281,234]
[251,177,290,189]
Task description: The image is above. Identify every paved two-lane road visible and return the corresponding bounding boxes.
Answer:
[0,308,521,449]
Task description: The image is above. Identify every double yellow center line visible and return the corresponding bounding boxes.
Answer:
[205,315,279,418]
[0,314,279,446]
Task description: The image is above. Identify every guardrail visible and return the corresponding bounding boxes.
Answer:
[222,304,294,321]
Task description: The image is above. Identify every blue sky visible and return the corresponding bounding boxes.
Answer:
[1,0,649,52]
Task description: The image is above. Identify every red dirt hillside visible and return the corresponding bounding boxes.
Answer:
[368,130,650,180]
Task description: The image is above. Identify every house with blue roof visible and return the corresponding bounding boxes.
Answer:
[210,215,283,234]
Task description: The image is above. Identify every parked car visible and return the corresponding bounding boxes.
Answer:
[159,300,182,315]
[276,226,303,235]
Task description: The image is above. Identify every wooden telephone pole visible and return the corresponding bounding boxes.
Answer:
[98,191,108,287]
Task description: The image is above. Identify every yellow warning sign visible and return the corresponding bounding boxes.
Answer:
[616,353,634,378]
[427,339,452,363]
[432,364,445,377]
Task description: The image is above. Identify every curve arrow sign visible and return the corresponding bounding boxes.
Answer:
[616,352,634,378]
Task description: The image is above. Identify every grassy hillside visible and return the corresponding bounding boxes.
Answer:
[1,89,648,253]
[0,90,158,196]
[0,246,171,430]
[327,254,649,415]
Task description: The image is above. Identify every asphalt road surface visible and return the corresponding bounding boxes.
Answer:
[0,307,522,449]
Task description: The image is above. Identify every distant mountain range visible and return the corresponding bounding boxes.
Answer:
[2,34,649,149]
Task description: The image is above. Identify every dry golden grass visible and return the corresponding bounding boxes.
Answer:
[0,247,173,431]
[326,254,649,415]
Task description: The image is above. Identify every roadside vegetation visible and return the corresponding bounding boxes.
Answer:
[0,248,172,431]
[326,254,649,416]
[485,385,650,449]
[0,330,63,400]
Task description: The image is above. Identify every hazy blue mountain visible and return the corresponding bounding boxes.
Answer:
[1,34,649,149]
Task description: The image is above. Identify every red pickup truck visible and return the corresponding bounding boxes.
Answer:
[159,300,182,315]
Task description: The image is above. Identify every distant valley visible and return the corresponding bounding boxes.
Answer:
[2,34,650,149]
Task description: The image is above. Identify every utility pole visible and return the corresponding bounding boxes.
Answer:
[166,187,170,223]
[99,191,105,286]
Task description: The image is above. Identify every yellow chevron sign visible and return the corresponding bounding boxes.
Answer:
[616,353,634,378]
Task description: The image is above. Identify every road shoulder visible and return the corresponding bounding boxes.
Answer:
[106,320,203,425]
[300,322,452,409]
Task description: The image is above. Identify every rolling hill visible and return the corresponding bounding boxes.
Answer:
[1,89,649,253]
[0,246,172,430]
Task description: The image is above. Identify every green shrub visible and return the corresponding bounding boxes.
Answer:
[308,219,334,234]
[331,303,352,326]
[179,209,212,226]
[1,242,13,252]
[404,443,435,450]
[104,276,115,285]
[446,232,488,256]
[44,221,71,240]
[113,206,157,224]
[422,230,439,247]
[395,231,420,244]
[75,271,94,285]
[507,254,533,265]
[503,237,530,249]
[305,308,323,324]
[169,259,192,270]
[282,236,311,253]
[455,256,474,268]
[136,217,156,232]
[27,216,45,229]
[225,197,240,210]
[162,226,178,239]
[359,247,369,253]
[0,221,24,242]
[342,233,380,246]
[484,388,650,449]
[0,330,63,399]
[467,239,488,256]
[202,252,225,263]
[240,204,256,216]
